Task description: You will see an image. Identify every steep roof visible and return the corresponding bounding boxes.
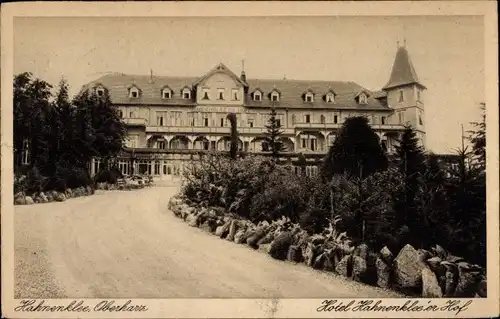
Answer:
[383,46,426,90]
[85,70,391,110]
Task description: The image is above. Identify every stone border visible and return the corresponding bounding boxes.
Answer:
[14,186,95,205]
[168,195,487,298]
[14,180,154,205]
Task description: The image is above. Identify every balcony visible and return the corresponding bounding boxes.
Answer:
[123,118,147,126]
[146,126,295,135]
[294,121,405,131]
[294,122,342,130]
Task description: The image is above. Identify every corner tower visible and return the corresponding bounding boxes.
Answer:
[383,42,426,147]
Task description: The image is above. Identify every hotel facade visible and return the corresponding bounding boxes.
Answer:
[84,44,426,178]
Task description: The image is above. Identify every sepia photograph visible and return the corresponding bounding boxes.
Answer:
[1,1,499,318]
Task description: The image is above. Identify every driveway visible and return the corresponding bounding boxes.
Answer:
[14,182,402,298]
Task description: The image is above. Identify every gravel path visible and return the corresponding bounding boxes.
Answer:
[15,181,403,298]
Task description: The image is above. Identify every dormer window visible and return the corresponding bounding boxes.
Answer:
[162,88,172,99]
[358,93,368,105]
[253,90,263,101]
[129,86,140,98]
[270,90,280,102]
[182,88,191,99]
[325,92,335,103]
[304,92,314,103]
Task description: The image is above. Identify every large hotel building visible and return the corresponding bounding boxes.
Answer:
[84,44,426,178]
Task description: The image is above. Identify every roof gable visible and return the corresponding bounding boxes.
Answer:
[192,63,247,88]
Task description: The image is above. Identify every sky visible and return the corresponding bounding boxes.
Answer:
[14,15,485,154]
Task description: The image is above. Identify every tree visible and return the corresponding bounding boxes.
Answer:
[226,113,238,160]
[321,116,388,181]
[264,107,286,162]
[468,103,486,170]
[393,125,427,246]
[72,89,126,169]
[13,72,53,172]
[444,145,486,266]
[54,78,76,165]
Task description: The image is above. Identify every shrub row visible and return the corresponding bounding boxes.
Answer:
[169,196,487,298]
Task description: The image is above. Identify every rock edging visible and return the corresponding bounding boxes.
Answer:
[168,195,487,298]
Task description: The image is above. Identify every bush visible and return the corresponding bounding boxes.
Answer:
[25,166,47,194]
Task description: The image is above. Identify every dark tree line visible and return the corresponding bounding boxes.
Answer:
[315,112,486,265]
[14,72,126,193]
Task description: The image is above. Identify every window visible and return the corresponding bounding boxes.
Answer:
[398,90,404,103]
[202,89,209,100]
[253,91,262,101]
[157,141,165,149]
[334,115,338,124]
[182,89,191,99]
[96,88,104,97]
[276,119,281,127]
[271,92,280,102]
[381,116,386,125]
[157,116,164,126]
[326,93,335,103]
[248,119,254,128]
[217,88,225,100]
[320,115,325,124]
[118,110,123,118]
[305,114,310,123]
[305,93,314,103]
[232,89,239,101]
[310,139,317,151]
[191,118,195,126]
[220,118,224,127]
[129,111,136,118]
[211,141,216,150]
[163,89,171,99]
[398,112,404,124]
[292,114,296,124]
[204,118,209,127]
[128,135,139,148]
[130,89,139,98]
[358,93,368,104]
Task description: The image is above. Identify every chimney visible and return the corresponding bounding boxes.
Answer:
[149,69,154,83]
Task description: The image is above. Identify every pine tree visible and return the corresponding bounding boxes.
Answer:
[393,125,427,246]
[444,145,486,265]
[55,78,77,165]
[468,102,486,170]
[264,107,286,162]
[321,116,388,181]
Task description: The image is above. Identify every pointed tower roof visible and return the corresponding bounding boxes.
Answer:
[383,45,426,90]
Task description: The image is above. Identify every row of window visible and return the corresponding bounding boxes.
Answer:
[96,86,369,105]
